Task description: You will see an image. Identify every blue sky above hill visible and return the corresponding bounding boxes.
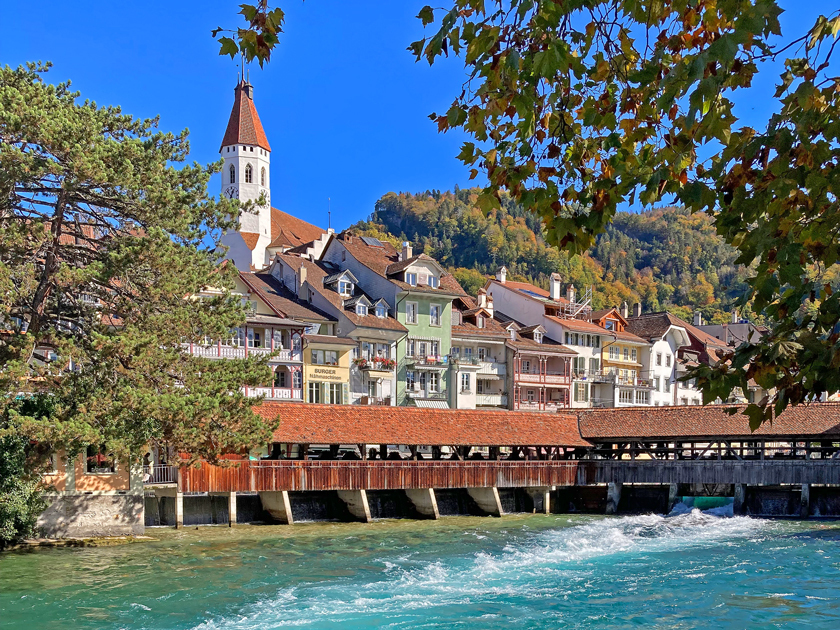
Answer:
[2,1,834,231]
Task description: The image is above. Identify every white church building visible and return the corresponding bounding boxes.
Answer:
[219,79,328,270]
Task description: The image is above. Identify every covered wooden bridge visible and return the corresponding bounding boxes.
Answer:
[154,402,840,525]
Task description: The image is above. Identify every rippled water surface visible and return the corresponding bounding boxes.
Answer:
[3,510,840,629]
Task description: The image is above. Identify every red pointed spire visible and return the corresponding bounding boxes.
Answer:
[220,80,271,152]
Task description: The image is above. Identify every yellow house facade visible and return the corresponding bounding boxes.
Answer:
[302,335,356,404]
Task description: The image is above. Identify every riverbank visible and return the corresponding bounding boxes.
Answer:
[3,511,840,629]
[2,535,156,552]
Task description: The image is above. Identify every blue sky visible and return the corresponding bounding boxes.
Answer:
[2,1,834,231]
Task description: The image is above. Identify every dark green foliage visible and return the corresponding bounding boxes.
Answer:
[0,63,276,466]
[355,189,750,324]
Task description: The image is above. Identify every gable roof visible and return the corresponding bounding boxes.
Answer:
[239,271,335,323]
[626,312,727,349]
[451,295,509,340]
[579,403,840,441]
[274,254,407,333]
[336,232,466,297]
[220,81,270,152]
[486,278,570,307]
[259,402,589,447]
[267,208,325,250]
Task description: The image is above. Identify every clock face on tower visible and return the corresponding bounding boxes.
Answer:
[223,186,239,199]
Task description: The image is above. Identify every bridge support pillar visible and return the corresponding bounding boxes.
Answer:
[175,492,184,529]
[337,490,371,523]
[228,492,237,527]
[733,484,746,516]
[606,483,622,515]
[667,483,680,514]
[259,491,294,525]
[800,484,810,519]
[526,487,551,514]
[405,488,439,519]
[467,487,503,517]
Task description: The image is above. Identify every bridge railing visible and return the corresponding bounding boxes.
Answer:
[179,459,581,493]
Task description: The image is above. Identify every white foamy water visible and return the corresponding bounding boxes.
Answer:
[191,509,773,630]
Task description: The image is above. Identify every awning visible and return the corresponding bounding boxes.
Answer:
[477,374,501,381]
[414,399,450,409]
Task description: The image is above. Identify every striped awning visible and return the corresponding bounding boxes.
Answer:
[477,374,501,381]
[414,399,450,409]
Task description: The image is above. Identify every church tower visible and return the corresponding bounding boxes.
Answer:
[220,79,273,270]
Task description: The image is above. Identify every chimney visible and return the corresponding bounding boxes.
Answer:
[401,241,412,262]
[486,295,494,318]
[566,283,576,304]
[731,309,738,324]
[693,311,703,327]
[620,301,629,319]
[550,273,562,301]
[496,266,507,283]
[633,302,642,318]
[298,266,308,298]
[477,288,487,308]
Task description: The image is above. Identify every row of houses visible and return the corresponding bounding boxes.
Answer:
[209,78,767,414]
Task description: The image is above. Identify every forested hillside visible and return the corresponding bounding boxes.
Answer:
[352,188,752,324]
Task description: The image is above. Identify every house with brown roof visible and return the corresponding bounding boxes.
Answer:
[450,290,510,410]
[485,269,654,408]
[625,310,768,406]
[218,79,328,271]
[267,253,407,406]
[319,233,467,408]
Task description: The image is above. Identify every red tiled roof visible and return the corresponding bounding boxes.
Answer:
[268,208,325,250]
[275,254,407,332]
[220,81,271,151]
[337,232,466,297]
[240,233,260,251]
[239,272,335,323]
[579,403,840,440]
[259,402,589,447]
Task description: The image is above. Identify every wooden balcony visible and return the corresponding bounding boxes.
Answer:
[244,387,303,401]
[184,343,301,362]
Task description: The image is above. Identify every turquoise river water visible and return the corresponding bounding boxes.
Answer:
[3,508,840,629]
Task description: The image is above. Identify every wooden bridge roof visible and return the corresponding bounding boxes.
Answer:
[258,402,589,447]
[579,403,840,441]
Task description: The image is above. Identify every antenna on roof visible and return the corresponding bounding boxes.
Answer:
[328,197,331,230]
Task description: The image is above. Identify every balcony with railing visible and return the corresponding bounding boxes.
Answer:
[516,370,571,385]
[572,370,616,384]
[184,342,301,362]
[143,465,178,485]
[476,393,508,407]
[477,361,506,376]
[244,386,304,401]
[405,355,449,370]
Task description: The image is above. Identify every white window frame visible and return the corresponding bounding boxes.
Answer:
[430,303,442,327]
[356,304,368,316]
[428,276,439,288]
[375,304,387,318]
[461,373,470,392]
[406,301,418,324]
[406,272,417,286]
[338,280,353,296]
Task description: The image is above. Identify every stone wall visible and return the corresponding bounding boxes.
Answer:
[37,494,144,538]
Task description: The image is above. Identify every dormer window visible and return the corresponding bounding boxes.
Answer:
[375,304,387,318]
[605,320,615,330]
[477,315,485,329]
[534,332,543,344]
[406,272,417,286]
[356,304,368,316]
[338,280,353,296]
[428,276,439,288]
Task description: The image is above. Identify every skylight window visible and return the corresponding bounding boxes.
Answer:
[360,236,383,247]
